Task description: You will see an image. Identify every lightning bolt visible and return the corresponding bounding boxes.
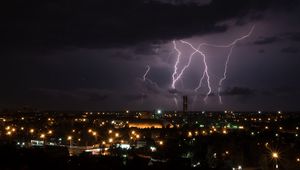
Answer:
[200,25,255,104]
[171,40,200,108]
[171,40,211,107]
[140,66,149,104]
[180,41,212,103]
[217,46,234,104]
[141,65,159,87]
[170,41,181,109]
[170,26,255,106]
[140,65,159,104]
[174,46,198,89]
[171,41,181,89]
[143,65,151,81]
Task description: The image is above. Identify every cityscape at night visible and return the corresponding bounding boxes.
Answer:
[1,108,300,169]
[1,0,300,169]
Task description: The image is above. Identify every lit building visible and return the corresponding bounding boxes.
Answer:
[128,121,163,129]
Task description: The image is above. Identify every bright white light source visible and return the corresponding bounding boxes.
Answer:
[119,144,130,149]
[150,146,157,152]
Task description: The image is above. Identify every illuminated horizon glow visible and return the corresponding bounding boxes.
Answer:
[170,26,255,106]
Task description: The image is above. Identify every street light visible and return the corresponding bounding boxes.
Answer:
[40,134,46,145]
[92,132,98,141]
[272,152,279,169]
[6,131,12,136]
[272,152,279,159]
[67,136,72,147]
[109,138,113,143]
[40,134,45,139]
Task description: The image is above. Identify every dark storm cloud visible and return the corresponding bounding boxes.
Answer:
[261,86,300,97]
[108,43,161,61]
[88,94,109,102]
[1,0,300,111]
[34,88,111,102]
[254,30,300,47]
[281,46,299,54]
[136,78,185,100]
[136,78,163,95]
[222,87,256,96]
[284,32,300,42]
[168,88,180,94]
[122,94,147,102]
[151,0,212,6]
[0,0,280,52]
[235,12,264,26]
[110,51,137,61]
[253,36,279,45]
[134,43,160,56]
[258,49,265,53]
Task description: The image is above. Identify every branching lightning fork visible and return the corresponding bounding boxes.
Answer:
[201,25,255,104]
[170,26,255,105]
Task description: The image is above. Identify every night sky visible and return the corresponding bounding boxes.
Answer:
[1,0,300,111]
